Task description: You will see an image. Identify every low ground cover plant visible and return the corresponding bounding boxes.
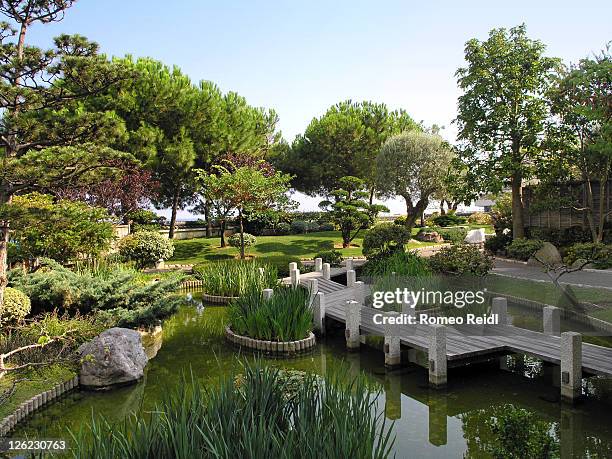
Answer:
[428,244,493,276]
[70,364,395,459]
[8,259,183,328]
[193,260,279,297]
[228,285,312,341]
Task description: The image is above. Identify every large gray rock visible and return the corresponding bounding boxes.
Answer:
[78,327,148,389]
[528,242,562,268]
[464,228,486,244]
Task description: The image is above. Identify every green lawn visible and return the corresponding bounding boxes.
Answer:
[169,230,441,265]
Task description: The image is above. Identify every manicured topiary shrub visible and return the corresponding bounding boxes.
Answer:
[228,233,257,250]
[275,222,291,235]
[318,222,335,232]
[290,220,309,234]
[431,213,467,227]
[564,242,612,269]
[467,212,493,225]
[394,215,407,226]
[363,223,411,256]
[506,238,544,261]
[428,244,493,276]
[313,249,343,267]
[437,227,468,244]
[118,230,174,268]
[1,287,31,324]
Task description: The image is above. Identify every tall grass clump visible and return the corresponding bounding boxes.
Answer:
[70,363,395,459]
[228,285,312,341]
[193,260,279,297]
[362,250,431,277]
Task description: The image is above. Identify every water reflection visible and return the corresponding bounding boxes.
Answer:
[12,304,612,458]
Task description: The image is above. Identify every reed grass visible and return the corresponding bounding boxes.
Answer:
[193,260,279,297]
[69,363,395,459]
[228,285,313,341]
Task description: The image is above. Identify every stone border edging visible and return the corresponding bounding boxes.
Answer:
[225,327,316,354]
[202,293,238,305]
[0,375,79,437]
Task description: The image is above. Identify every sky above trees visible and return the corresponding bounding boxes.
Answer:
[22,0,611,215]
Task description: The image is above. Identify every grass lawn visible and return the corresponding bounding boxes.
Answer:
[0,364,76,419]
[169,230,443,265]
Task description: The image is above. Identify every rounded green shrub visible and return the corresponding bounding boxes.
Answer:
[313,249,343,267]
[484,233,512,254]
[118,230,174,268]
[428,244,493,276]
[467,212,493,225]
[275,222,291,235]
[506,238,544,261]
[437,227,468,244]
[228,233,257,249]
[1,287,31,324]
[363,223,412,256]
[431,213,467,227]
[290,220,308,234]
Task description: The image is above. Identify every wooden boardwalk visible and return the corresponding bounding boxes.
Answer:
[292,270,612,378]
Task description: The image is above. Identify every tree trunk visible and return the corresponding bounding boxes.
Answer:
[595,168,609,243]
[439,201,446,215]
[239,211,245,259]
[220,219,227,248]
[0,192,12,308]
[511,172,525,239]
[583,178,598,242]
[168,189,180,239]
[204,200,212,237]
[368,187,375,206]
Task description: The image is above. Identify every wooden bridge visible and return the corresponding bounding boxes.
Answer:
[285,259,612,402]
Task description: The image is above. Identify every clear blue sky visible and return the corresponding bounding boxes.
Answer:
[24,0,612,215]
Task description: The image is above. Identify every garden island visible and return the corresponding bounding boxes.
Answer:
[0,1,611,458]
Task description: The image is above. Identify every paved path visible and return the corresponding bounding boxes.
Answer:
[493,259,612,290]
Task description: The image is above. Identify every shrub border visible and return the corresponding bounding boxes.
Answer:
[0,375,79,437]
[225,326,316,354]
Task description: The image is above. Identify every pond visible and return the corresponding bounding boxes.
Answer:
[13,299,612,458]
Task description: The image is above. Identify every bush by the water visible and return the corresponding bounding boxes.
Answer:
[428,244,493,276]
[9,259,183,328]
[0,287,31,325]
[467,212,493,225]
[118,230,174,268]
[362,223,412,256]
[431,213,467,227]
[363,250,431,277]
[228,232,257,250]
[564,242,612,269]
[229,285,313,341]
[313,249,343,267]
[506,238,544,261]
[484,233,512,254]
[193,260,279,297]
[70,364,395,459]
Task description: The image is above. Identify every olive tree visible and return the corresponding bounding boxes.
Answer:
[376,131,453,233]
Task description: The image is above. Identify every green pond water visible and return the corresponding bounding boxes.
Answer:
[12,298,612,458]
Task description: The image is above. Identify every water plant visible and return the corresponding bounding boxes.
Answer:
[69,363,395,459]
[228,285,313,341]
[362,250,431,277]
[193,260,279,297]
